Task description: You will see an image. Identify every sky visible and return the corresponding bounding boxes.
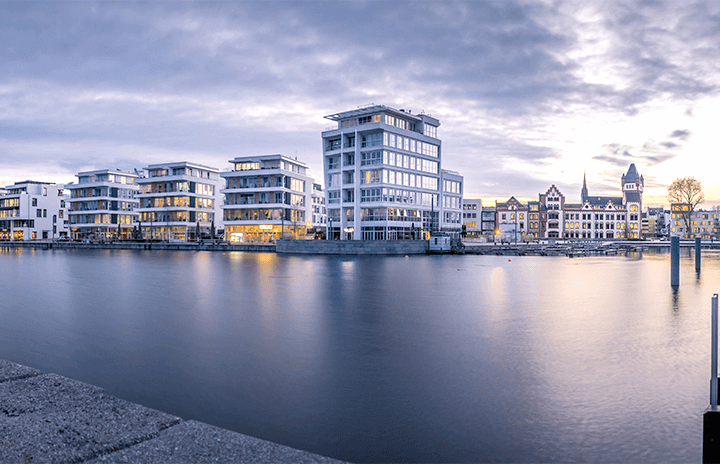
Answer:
[1,0,720,207]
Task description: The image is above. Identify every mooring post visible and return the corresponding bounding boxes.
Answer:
[671,236,680,287]
[705,295,720,463]
[697,236,702,272]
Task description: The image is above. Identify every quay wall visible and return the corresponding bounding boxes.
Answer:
[0,241,276,253]
[277,239,428,255]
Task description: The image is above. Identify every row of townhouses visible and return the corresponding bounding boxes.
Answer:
[462,163,720,241]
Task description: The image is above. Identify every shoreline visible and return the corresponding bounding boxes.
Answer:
[0,358,346,463]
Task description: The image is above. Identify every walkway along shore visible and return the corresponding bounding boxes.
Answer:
[0,358,345,463]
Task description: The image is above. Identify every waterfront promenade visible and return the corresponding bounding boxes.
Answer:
[0,359,344,463]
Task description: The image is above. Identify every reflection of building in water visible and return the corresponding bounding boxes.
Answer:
[0,180,69,241]
[221,154,314,243]
[495,163,644,240]
[135,161,222,242]
[65,169,139,240]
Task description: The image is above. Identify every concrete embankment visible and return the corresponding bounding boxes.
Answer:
[0,241,276,253]
[0,359,344,463]
[276,239,428,255]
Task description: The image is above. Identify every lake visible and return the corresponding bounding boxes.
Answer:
[0,246,714,462]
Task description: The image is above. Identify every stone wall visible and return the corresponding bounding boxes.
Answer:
[276,239,428,255]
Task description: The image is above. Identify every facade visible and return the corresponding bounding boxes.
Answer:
[65,169,140,240]
[136,162,221,242]
[670,205,720,238]
[0,181,69,241]
[480,206,496,236]
[322,105,444,240]
[221,154,313,243]
[462,198,482,237]
[494,164,644,241]
[440,169,463,236]
[496,196,529,242]
[311,183,327,238]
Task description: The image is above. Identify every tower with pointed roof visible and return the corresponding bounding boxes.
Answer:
[621,163,643,239]
[581,172,589,203]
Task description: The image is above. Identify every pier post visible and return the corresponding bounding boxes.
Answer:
[704,295,720,463]
[697,236,702,272]
[671,236,680,287]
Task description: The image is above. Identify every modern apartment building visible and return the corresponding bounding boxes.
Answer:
[462,198,482,237]
[322,104,446,240]
[311,183,327,237]
[440,169,463,236]
[136,162,221,242]
[65,169,140,240]
[220,154,313,243]
[670,205,720,238]
[0,181,69,241]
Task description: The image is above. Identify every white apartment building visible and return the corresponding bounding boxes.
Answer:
[65,169,140,240]
[0,181,69,241]
[440,169,463,236]
[322,105,444,240]
[221,154,313,243]
[311,182,327,237]
[462,198,482,237]
[136,162,222,242]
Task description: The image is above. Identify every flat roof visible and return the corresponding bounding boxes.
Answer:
[143,161,219,172]
[324,105,439,126]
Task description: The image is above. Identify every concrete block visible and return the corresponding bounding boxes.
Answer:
[0,359,42,383]
[0,373,180,463]
[88,420,346,463]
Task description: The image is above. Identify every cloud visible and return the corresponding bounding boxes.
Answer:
[669,129,691,140]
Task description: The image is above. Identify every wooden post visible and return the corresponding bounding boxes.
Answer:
[696,236,702,272]
[704,295,720,463]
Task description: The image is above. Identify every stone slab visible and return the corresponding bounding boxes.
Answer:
[0,358,42,382]
[88,420,346,464]
[0,373,180,463]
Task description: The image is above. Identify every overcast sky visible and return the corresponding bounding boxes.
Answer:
[2,0,719,206]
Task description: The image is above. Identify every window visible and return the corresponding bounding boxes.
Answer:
[361,133,383,148]
[32,198,37,206]
[36,209,42,217]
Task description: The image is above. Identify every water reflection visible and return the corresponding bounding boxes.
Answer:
[0,248,714,463]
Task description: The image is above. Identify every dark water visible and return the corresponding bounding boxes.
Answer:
[0,247,714,462]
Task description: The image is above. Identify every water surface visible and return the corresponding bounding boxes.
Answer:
[0,247,713,462]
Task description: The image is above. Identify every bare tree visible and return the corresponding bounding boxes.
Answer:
[667,176,704,235]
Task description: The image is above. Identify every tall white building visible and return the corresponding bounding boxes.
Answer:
[220,154,313,243]
[65,169,140,240]
[322,105,444,240]
[136,162,222,242]
[311,182,327,237]
[0,181,69,241]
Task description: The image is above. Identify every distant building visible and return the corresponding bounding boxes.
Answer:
[462,198,482,237]
[480,206,496,237]
[65,169,140,240]
[670,205,720,239]
[311,183,327,238]
[0,181,69,241]
[494,164,644,241]
[220,154,313,243]
[496,196,529,242]
[136,162,222,242]
[440,169,463,236]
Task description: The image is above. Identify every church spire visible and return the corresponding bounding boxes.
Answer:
[581,172,589,203]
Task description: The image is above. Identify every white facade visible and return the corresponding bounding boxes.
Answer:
[65,169,140,240]
[440,169,463,236]
[0,181,69,241]
[220,154,313,243]
[136,162,222,242]
[322,105,443,240]
[462,198,482,236]
[311,182,327,237]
